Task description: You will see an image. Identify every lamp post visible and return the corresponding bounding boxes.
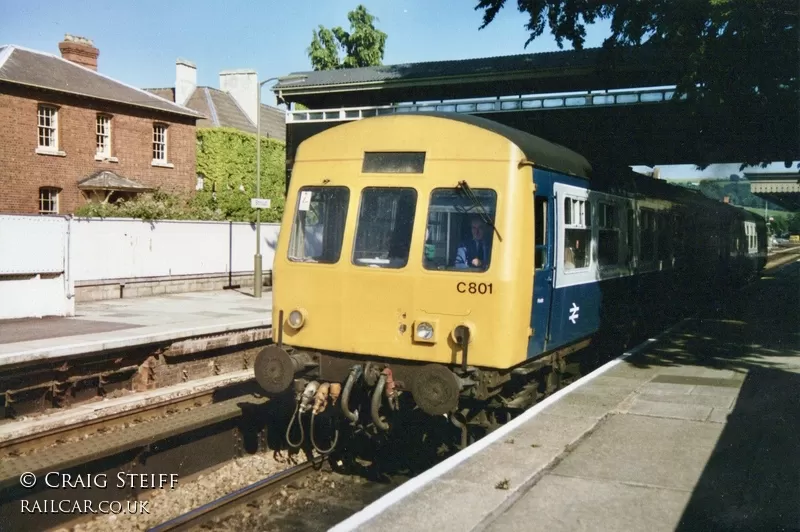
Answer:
[253,76,279,298]
[253,73,307,298]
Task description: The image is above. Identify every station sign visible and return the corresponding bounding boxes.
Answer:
[251,198,272,209]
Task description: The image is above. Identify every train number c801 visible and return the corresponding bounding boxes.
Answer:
[457,282,493,295]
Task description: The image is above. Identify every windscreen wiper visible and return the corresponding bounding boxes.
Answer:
[456,180,502,241]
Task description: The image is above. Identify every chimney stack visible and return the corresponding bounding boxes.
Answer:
[58,34,99,71]
[175,59,197,105]
[219,69,258,125]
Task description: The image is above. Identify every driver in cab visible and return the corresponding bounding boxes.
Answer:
[455,217,491,270]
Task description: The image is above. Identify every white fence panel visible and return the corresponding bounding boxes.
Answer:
[0,276,73,320]
[70,218,282,281]
[230,223,281,273]
[0,215,66,274]
[0,216,285,318]
[71,219,225,281]
[0,215,74,319]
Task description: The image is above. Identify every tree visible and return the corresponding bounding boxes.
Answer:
[308,5,388,70]
[474,1,799,168]
[789,212,800,234]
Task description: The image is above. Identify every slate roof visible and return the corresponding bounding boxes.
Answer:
[144,85,286,141]
[273,45,661,91]
[78,170,153,191]
[0,45,203,119]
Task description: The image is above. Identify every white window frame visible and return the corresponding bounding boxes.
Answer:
[555,183,597,288]
[96,114,111,157]
[152,123,168,164]
[37,104,59,151]
[39,187,59,215]
[744,221,757,254]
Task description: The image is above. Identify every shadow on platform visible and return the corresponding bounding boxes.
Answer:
[625,264,799,376]
[676,366,800,531]
[618,263,800,530]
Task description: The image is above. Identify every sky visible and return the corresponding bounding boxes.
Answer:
[0,0,612,106]
[2,1,795,178]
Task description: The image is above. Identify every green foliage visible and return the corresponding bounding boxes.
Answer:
[787,212,800,234]
[474,0,799,168]
[76,127,286,223]
[195,127,286,223]
[308,4,388,70]
[74,190,224,222]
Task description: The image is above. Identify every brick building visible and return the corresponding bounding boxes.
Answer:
[145,59,286,141]
[0,35,203,215]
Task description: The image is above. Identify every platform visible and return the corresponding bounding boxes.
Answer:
[0,289,273,368]
[334,258,800,532]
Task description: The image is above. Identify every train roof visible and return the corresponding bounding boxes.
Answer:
[411,112,593,180]
[594,168,766,222]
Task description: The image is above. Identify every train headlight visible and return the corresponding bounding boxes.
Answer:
[287,309,306,329]
[415,321,435,343]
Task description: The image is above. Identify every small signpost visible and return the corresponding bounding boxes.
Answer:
[251,198,271,209]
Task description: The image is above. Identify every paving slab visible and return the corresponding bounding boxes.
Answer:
[625,397,714,421]
[0,289,272,367]
[502,413,601,451]
[552,414,724,491]
[372,479,511,532]
[0,318,139,343]
[486,475,692,532]
[634,392,734,408]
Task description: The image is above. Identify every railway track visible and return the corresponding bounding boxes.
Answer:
[3,251,795,531]
[143,456,411,532]
[148,459,322,532]
[0,381,244,458]
[0,381,276,531]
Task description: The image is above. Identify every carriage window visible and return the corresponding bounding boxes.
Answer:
[745,221,757,254]
[288,186,350,263]
[657,212,672,263]
[639,208,656,262]
[598,202,620,266]
[564,197,590,270]
[626,207,635,263]
[672,213,684,261]
[423,188,497,272]
[535,196,548,269]
[352,187,417,268]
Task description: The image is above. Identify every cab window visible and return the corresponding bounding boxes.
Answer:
[352,187,417,268]
[423,188,497,272]
[287,186,349,263]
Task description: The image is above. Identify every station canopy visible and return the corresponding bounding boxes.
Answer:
[272,45,676,109]
[746,171,800,211]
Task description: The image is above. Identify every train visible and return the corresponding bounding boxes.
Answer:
[253,112,767,450]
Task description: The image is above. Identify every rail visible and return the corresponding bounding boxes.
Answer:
[147,459,322,532]
[287,86,685,123]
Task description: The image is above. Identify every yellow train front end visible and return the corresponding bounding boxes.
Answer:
[255,113,534,421]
